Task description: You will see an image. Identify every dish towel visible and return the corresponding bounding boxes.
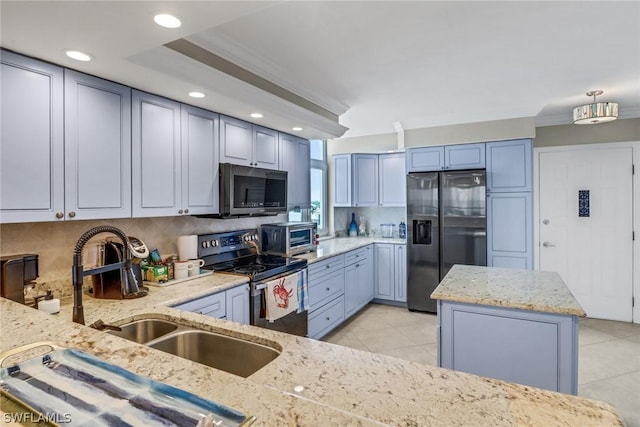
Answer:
[297,269,309,313]
[265,272,300,322]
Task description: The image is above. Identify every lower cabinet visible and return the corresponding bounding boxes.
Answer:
[374,243,407,303]
[307,255,345,340]
[172,284,250,324]
[344,245,374,318]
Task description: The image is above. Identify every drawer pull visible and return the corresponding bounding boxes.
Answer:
[326,287,330,291]
[325,264,330,269]
[355,264,360,268]
[326,317,330,321]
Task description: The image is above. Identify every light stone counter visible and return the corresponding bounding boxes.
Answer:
[296,236,406,263]
[0,267,622,426]
[431,265,586,316]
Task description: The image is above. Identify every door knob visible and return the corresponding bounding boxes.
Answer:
[542,241,556,248]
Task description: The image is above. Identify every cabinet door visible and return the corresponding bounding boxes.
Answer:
[406,147,444,172]
[352,154,379,207]
[374,243,395,300]
[253,125,279,169]
[333,154,352,207]
[219,115,252,166]
[487,192,533,269]
[395,244,407,302]
[344,263,359,318]
[379,153,406,206]
[295,138,311,209]
[358,252,375,305]
[486,139,532,192]
[181,105,219,215]
[1,51,64,223]
[226,284,250,324]
[445,143,485,170]
[132,90,182,217]
[64,70,131,220]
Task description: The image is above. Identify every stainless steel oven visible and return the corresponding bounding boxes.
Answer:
[261,222,318,256]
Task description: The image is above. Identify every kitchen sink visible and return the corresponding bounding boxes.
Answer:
[149,331,280,378]
[107,318,280,377]
[107,319,178,344]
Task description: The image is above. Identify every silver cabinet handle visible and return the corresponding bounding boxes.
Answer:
[184,208,189,214]
[542,241,556,248]
[326,287,330,291]
[68,211,76,218]
[178,209,184,214]
[55,212,64,219]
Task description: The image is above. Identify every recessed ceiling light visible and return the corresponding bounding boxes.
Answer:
[154,13,181,29]
[250,113,263,118]
[65,50,92,62]
[188,91,205,98]
[292,127,303,131]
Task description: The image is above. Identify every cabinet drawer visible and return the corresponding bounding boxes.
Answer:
[172,292,226,318]
[345,245,371,266]
[309,270,345,310]
[308,296,345,339]
[308,254,345,280]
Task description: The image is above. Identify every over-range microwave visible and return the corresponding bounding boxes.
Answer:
[218,163,288,217]
[261,222,318,256]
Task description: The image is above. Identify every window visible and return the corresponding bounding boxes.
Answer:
[310,140,328,235]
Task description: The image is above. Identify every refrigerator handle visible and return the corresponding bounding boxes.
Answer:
[413,220,432,245]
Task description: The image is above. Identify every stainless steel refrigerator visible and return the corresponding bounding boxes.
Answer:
[407,170,486,312]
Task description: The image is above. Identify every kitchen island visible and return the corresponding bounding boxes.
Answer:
[432,265,586,395]
[0,267,621,426]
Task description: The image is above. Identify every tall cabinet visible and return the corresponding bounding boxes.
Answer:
[1,51,64,223]
[486,139,533,269]
[280,134,311,209]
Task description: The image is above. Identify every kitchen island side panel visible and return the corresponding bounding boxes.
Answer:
[438,300,578,395]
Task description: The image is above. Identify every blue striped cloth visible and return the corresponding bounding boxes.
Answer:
[297,269,309,313]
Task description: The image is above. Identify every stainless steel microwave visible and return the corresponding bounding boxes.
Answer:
[261,222,318,256]
[219,163,288,217]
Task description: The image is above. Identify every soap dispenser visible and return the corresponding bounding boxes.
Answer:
[37,290,60,314]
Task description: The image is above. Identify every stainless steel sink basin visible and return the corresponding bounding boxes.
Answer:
[149,330,279,378]
[107,319,178,344]
[107,318,280,377]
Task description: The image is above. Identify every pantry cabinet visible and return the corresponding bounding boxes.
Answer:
[1,51,64,223]
[486,139,532,192]
[374,243,407,303]
[64,70,131,220]
[280,134,311,209]
[219,116,279,170]
[487,192,533,269]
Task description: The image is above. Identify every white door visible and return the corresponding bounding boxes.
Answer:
[538,146,633,321]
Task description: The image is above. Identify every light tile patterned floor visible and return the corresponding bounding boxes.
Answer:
[323,303,640,427]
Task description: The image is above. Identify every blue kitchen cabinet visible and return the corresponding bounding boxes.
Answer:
[406,146,444,172]
[345,245,374,317]
[352,154,379,207]
[280,133,311,209]
[308,254,346,339]
[226,284,250,324]
[333,154,352,207]
[1,50,64,223]
[253,125,279,170]
[181,105,219,215]
[132,90,182,217]
[486,139,532,192]
[64,70,131,220]
[374,243,407,303]
[487,191,533,269]
[379,153,406,206]
[219,115,253,166]
[445,143,485,169]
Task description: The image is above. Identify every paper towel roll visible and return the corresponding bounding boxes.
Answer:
[177,235,198,261]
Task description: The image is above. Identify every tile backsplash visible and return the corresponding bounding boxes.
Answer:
[0,214,286,297]
[334,207,406,238]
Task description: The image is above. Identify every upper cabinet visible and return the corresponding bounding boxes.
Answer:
[280,134,311,209]
[132,91,220,217]
[379,153,406,207]
[1,51,64,223]
[181,105,219,216]
[407,143,485,172]
[486,139,532,192]
[219,116,279,170]
[64,70,131,221]
[333,153,405,208]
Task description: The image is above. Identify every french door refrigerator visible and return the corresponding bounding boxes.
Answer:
[406,170,486,312]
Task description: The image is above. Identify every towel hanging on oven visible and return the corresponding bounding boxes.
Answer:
[264,270,307,322]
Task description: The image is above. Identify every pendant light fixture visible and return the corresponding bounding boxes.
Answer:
[573,90,618,124]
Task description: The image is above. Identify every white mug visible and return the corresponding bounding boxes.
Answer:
[175,261,193,280]
[187,259,205,276]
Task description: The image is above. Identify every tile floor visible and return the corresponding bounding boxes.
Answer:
[323,303,640,427]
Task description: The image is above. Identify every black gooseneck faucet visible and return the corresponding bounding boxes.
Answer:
[72,225,146,325]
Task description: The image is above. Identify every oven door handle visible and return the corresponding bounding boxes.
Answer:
[255,283,267,291]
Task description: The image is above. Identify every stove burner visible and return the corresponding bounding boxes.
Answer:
[233,265,267,274]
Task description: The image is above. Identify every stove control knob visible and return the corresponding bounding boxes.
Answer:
[214,240,219,247]
[253,234,259,240]
[210,240,217,247]
[202,241,209,248]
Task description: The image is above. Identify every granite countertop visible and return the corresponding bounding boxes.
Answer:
[296,236,406,263]
[431,265,587,317]
[1,268,619,426]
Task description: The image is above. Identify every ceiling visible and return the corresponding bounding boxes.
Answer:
[2,1,639,139]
